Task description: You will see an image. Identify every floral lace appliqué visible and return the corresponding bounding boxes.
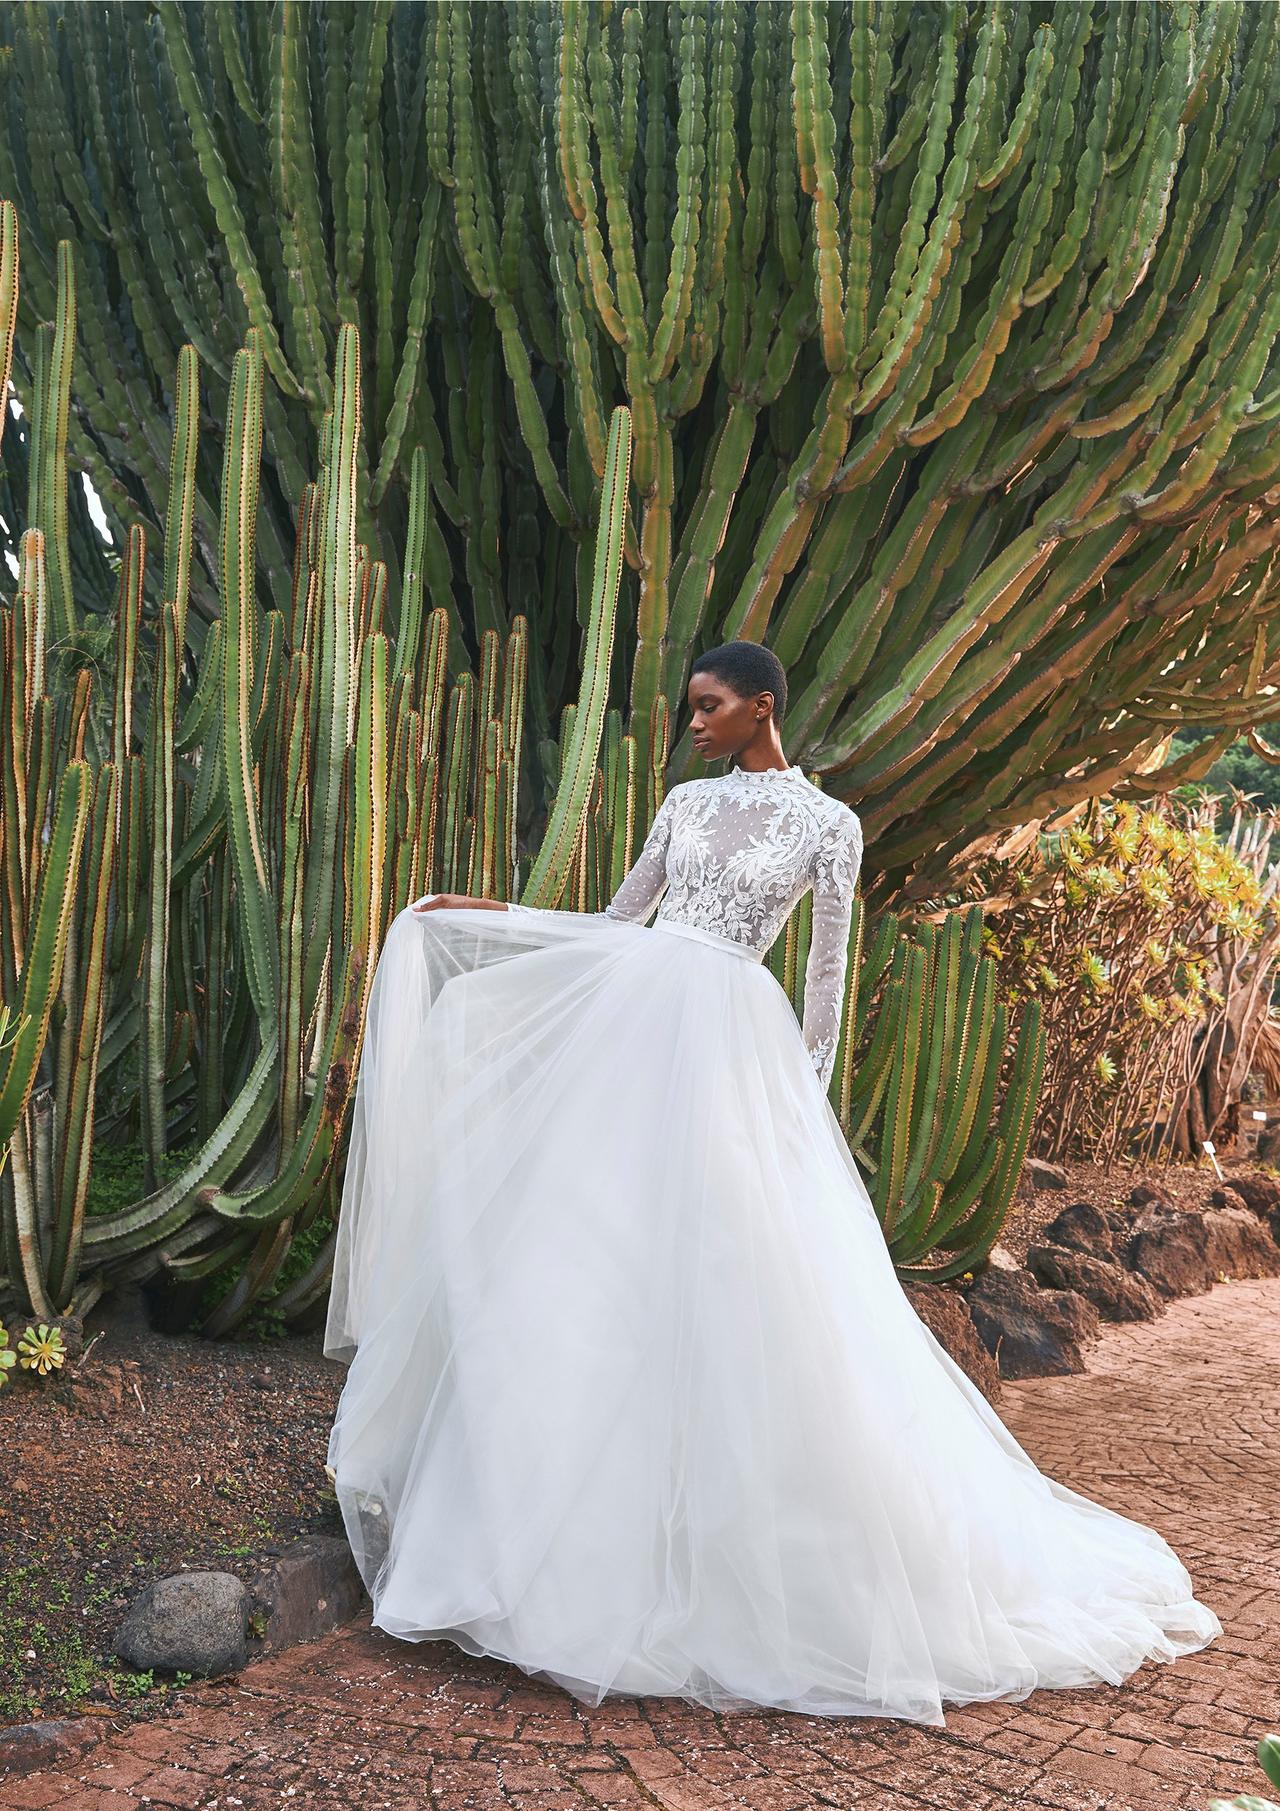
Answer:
[507,769,863,1091]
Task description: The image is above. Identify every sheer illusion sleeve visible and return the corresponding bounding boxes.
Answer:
[505,786,679,924]
[603,786,679,922]
[801,812,863,1092]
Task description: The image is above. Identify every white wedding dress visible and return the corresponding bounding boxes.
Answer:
[323,762,1221,1724]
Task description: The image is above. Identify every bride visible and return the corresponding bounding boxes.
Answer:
[323,639,1221,1725]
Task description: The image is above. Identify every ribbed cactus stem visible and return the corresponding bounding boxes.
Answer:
[520,404,633,907]
[0,200,17,459]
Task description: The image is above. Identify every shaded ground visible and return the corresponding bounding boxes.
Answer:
[0,1308,344,1726]
[6,1275,1275,1811]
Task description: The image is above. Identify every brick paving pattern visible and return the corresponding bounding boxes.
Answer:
[7,1277,1276,1811]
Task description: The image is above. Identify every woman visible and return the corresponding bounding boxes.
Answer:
[323,640,1221,1725]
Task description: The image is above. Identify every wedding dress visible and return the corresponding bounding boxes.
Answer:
[323,761,1221,1724]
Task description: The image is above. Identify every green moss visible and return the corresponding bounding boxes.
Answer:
[0,1559,118,1723]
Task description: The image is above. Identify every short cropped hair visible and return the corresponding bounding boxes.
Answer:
[688,641,788,732]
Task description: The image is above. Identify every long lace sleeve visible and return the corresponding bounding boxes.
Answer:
[801,811,863,1092]
[603,786,679,922]
[505,786,679,924]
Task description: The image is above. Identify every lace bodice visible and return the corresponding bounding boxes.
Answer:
[509,766,863,1091]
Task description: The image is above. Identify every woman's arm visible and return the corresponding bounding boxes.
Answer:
[412,893,509,912]
[413,786,682,921]
[801,812,864,1092]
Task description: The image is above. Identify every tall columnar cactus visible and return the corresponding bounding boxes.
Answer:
[0,200,15,449]
[0,757,92,1317]
[4,5,1280,901]
[831,903,1045,1281]
[520,404,635,909]
[0,206,681,1333]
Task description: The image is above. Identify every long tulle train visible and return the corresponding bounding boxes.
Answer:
[323,904,1222,1724]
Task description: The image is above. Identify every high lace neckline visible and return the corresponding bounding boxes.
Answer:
[725,763,804,780]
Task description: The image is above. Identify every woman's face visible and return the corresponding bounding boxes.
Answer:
[686,673,769,762]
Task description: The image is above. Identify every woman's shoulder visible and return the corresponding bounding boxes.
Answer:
[662,775,714,805]
[804,780,861,834]
[807,791,863,873]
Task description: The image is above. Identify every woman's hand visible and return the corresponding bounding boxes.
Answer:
[411,892,509,913]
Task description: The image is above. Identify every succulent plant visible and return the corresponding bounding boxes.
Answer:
[1208,1732,1280,1811]
[16,1321,65,1375]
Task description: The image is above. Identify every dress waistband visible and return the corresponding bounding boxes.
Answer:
[650,918,764,963]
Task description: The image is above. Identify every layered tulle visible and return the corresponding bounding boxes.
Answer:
[324,903,1221,1725]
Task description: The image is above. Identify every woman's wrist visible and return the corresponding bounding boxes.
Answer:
[412,891,510,912]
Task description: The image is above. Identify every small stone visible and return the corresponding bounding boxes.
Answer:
[245,1535,367,1653]
[1207,1186,1250,1216]
[0,1717,102,1777]
[1126,1207,1215,1298]
[1025,1158,1070,1191]
[113,1571,249,1678]
[1129,1180,1176,1211]
[1215,1174,1280,1218]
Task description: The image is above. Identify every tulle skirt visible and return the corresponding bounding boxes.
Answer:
[323,903,1221,1725]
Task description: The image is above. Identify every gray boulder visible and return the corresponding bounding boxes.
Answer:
[245,1535,367,1653]
[1125,1205,1215,1298]
[1026,1243,1162,1322]
[1041,1200,1115,1259]
[965,1270,1100,1379]
[1202,1207,1280,1281]
[113,1571,249,1678]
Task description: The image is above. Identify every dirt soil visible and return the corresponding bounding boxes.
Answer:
[998,1152,1274,1267]
[0,1294,346,1733]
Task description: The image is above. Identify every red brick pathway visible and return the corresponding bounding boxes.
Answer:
[7,1279,1277,1811]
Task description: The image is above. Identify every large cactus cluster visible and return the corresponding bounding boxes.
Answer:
[1,202,658,1331]
[4,3,1280,899]
[1,195,1045,1319]
[826,902,1044,1280]
[1,201,1050,1324]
